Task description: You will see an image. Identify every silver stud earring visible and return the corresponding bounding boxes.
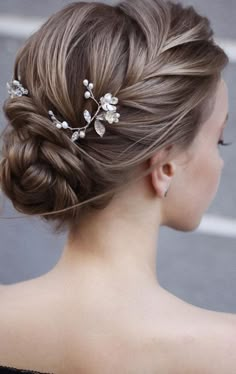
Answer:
[164,187,169,197]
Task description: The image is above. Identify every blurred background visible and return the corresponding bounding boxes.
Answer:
[0,0,235,312]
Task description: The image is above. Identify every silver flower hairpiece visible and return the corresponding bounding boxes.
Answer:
[48,79,120,142]
[6,76,120,143]
[6,78,28,98]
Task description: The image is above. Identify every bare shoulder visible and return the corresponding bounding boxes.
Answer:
[0,281,236,374]
[64,285,236,373]
[152,291,236,374]
[0,280,67,373]
[177,309,236,373]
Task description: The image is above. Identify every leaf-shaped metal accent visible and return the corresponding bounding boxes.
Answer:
[71,131,80,142]
[83,110,91,123]
[94,120,106,137]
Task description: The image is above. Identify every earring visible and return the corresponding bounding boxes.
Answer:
[164,187,169,197]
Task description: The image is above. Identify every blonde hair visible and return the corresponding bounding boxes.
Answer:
[0,0,229,234]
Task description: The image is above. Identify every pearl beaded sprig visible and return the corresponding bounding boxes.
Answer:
[48,79,121,142]
[48,110,87,142]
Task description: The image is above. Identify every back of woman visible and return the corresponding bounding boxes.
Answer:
[0,0,235,373]
[0,272,235,374]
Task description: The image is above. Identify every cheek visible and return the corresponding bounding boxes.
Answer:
[196,150,224,202]
[208,151,223,183]
[180,148,223,214]
[163,149,224,231]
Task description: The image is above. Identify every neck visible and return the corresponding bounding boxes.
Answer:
[52,181,163,289]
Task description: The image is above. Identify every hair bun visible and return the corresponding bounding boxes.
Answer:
[0,96,95,233]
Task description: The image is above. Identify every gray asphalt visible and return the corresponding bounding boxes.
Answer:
[0,0,235,313]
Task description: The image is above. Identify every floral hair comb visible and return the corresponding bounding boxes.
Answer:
[6,77,121,142]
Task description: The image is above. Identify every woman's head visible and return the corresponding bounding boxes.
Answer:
[0,0,229,234]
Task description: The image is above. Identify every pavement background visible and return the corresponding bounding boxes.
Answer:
[0,0,235,313]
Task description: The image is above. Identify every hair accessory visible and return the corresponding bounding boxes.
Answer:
[6,76,120,143]
[6,78,28,98]
[48,79,120,142]
[164,186,170,197]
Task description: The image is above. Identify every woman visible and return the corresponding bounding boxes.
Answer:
[0,0,235,373]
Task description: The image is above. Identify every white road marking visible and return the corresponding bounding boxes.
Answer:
[0,15,236,63]
[0,15,43,38]
[216,38,236,63]
[197,214,236,238]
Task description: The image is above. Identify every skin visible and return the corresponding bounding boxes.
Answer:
[0,78,234,373]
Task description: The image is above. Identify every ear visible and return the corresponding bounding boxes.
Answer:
[149,148,176,198]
